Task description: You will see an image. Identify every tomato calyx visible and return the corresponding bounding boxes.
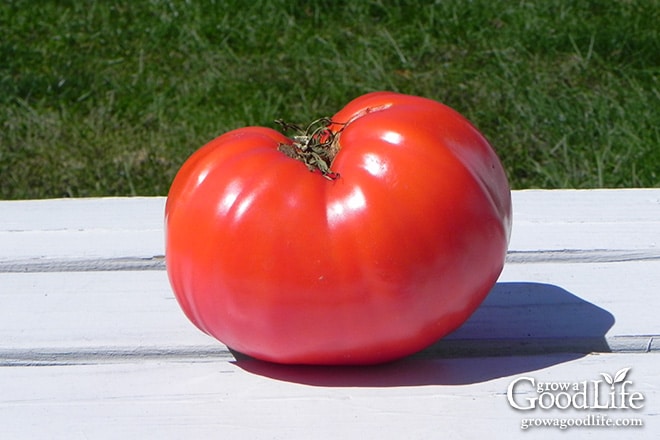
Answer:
[275,118,344,180]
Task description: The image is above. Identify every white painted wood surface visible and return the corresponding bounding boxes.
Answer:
[1,190,659,439]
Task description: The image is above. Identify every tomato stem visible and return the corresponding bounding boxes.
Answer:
[276,118,344,180]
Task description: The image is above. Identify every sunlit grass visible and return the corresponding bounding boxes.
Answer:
[1,0,658,198]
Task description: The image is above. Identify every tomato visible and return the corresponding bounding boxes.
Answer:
[165,91,511,365]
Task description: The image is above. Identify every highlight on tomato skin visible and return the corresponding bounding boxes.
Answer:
[165,91,512,366]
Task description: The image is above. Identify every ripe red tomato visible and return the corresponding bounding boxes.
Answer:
[165,91,511,365]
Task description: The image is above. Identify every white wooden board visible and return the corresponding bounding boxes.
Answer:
[0,354,657,439]
[0,260,657,362]
[1,190,659,439]
[2,189,660,264]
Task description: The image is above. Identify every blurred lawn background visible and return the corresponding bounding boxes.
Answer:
[1,0,658,199]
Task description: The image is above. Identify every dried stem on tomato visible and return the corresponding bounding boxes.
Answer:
[276,118,345,180]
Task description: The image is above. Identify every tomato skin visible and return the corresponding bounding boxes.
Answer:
[165,92,511,365]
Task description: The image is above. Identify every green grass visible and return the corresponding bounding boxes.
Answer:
[1,0,658,199]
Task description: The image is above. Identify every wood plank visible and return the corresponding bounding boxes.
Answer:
[1,190,659,265]
[510,189,660,252]
[0,197,165,261]
[0,271,214,358]
[0,353,657,439]
[1,259,657,364]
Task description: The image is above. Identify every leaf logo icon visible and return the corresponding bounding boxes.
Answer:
[601,367,631,389]
[614,367,631,384]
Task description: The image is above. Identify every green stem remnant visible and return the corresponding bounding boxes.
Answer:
[276,118,343,180]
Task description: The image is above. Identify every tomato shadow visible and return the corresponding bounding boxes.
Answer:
[231,282,615,387]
